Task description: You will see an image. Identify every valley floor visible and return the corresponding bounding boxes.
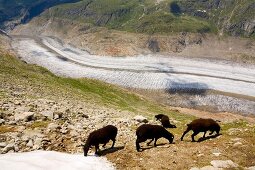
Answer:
[11,35,255,114]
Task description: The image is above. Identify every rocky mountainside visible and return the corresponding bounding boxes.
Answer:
[178,0,255,37]
[0,0,80,30]
[1,0,255,37]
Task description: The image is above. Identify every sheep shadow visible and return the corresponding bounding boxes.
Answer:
[97,146,124,156]
[197,133,222,142]
[140,142,174,151]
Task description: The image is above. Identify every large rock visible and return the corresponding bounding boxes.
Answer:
[41,111,54,119]
[14,112,35,122]
[246,166,255,170]
[211,160,238,169]
[3,143,15,153]
[133,115,148,123]
[190,166,220,170]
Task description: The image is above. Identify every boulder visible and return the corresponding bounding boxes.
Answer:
[14,112,35,122]
[211,160,238,169]
[26,139,33,147]
[41,111,54,119]
[3,143,15,153]
[133,115,148,123]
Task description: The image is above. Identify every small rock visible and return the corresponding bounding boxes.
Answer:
[200,166,220,170]
[211,160,238,168]
[133,115,148,123]
[3,143,15,153]
[190,168,200,170]
[47,123,60,131]
[26,139,33,147]
[41,111,54,119]
[0,142,7,148]
[60,128,68,134]
[33,137,42,150]
[246,166,255,170]
[70,130,79,137]
[14,112,35,122]
[0,119,5,125]
[54,112,63,120]
[197,153,204,157]
[212,149,221,156]
[233,142,242,147]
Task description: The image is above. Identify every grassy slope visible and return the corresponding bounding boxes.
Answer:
[42,0,215,34]
[0,50,190,121]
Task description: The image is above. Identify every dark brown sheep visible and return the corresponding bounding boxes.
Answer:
[83,125,118,156]
[136,124,174,152]
[181,118,221,142]
[155,114,177,128]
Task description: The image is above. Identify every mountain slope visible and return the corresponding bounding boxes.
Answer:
[0,0,80,30]
[35,0,254,37]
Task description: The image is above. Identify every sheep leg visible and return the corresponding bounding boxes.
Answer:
[111,139,115,148]
[154,138,158,147]
[147,139,154,146]
[95,145,100,154]
[203,131,206,138]
[209,131,214,135]
[102,143,107,148]
[181,129,190,141]
[136,139,141,152]
[191,131,199,142]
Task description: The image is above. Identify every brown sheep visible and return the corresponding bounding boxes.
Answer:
[136,124,174,152]
[181,118,221,142]
[83,125,118,156]
[155,114,177,128]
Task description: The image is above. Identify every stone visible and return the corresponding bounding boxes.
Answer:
[0,119,5,125]
[0,142,7,148]
[233,142,242,147]
[133,115,148,123]
[211,160,238,169]
[33,137,42,150]
[70,130,79,137]
[3,143,15,153]
[246,166,255,170]
[190,168,200,170]
[200,166,221,170]
[47,123,60,131]
[41,111,54,119]
[26,139,33,147]
[14,112,35,122]
[211,149,221,156]
[54,112,63,120]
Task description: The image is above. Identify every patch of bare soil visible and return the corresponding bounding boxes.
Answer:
[105,122,255,170]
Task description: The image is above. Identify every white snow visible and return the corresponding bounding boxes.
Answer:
[0,150,115,170]
[11,37,255,97]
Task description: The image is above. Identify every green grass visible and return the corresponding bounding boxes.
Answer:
[0,51,188,120]
[42,0,216,34]
[0,125,16,134]
[28,121,50,129]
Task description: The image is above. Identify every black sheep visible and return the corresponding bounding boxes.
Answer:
[155,114,176,128]
[136,124,174,152]
[83,125,118,156]
[181,118,221,142]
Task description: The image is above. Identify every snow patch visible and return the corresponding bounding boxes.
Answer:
[0,151,115,170]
